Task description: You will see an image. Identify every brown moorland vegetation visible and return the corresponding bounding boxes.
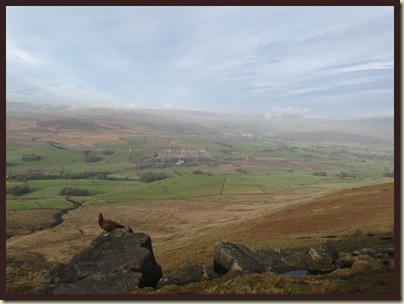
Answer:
[6,182,394,295]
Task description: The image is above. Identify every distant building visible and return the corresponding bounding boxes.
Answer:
[176,159,184,165]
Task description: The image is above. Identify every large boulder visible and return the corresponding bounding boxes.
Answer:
[256,248,307,273]
[214,241,269,274]
[36,229,162,294]
[258,245,339,274]
[306,246,338,273]
[156,262,204,289]
[214,241,339,276]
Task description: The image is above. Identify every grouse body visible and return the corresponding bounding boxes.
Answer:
[98,212,125,233]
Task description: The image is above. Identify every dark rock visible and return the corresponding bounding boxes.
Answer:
[37,230,162,294]
[352,247,394,258]
[213,241,269,274]
[279,269,309,277]
[38,270,143,294]
[256,246,339,274]
[202,266,222,280]
[156,276,180,289]
[256,248,307,273]
[335,255,356,268]
[306,246,338,273]
[156,262,204,289]
[386,247,394,258]
[212,241,392,279]
[335,248,394,269]
[352,248,373,256]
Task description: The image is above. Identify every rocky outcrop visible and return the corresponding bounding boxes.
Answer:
[336,247,394,269]
[215,241,341,276]
[202,266,222,280]
[214,241,394,278]
[35,232,395,294]
[36,229,162,294]
[214,241,270,274]
[156,262,204,289]
[256,248,307,273]
[306,246,339,273]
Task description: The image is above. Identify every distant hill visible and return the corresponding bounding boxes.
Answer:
[275,131,390,145]
[6,101,394,145]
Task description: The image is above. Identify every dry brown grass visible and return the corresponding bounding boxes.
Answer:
[6,182,394,293]
[153,182,394,271]
[6,209,60,238]
[6,117,160,147]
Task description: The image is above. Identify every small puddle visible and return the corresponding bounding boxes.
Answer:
[279,269,308,277]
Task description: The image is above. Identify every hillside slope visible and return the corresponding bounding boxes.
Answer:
[154,182,394,271]
[6,182,395,294]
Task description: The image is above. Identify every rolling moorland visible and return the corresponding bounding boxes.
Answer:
[5,102,395,295]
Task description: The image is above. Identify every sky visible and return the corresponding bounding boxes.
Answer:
[6,6,394,119]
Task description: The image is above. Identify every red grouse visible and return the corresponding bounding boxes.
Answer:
[98,212,126,234]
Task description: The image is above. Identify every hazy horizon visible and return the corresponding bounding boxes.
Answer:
[7,100,394,123]
[6,6,394,120]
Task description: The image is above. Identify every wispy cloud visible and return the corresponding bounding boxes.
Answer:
[7,44,40,66]
[6,6,394,119]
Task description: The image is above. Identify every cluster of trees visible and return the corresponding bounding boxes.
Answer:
[84,155,104,163]
[82,149,115,160]
[313,171,328,176]
[192,170,212,175]
[139,171,169,183]
[22,154,42,162]
[7,171,109,182]
[336,171,357,179]
[59,187,89,196]
[101,149,115,156]
[66,171,109,180]
[235,168,249,174]
[6,184,30,196]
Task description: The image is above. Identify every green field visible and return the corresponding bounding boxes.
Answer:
[6,111,394,210]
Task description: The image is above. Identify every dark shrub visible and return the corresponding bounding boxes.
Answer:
[235,168,249,174]
[101,149,115,155]
[66,171,109,179]
[192,170,212,175]
[59,187,90,196]
[336,171,356,178]
[84,155,104,163]
[7,185,30,196]
[139,171,169,183]
[384,172,394,178]
[6,161,16,167]
[313,171,328,176]
[22,154,41,162]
